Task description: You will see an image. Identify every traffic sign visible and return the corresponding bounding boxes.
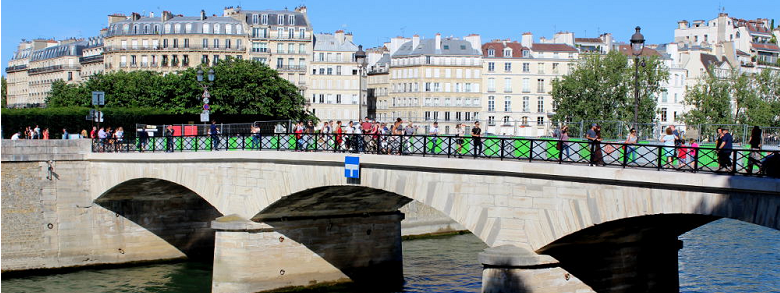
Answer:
[345,156,360,178]
[203,104,210,111]
[200,111,210,122]
[92,91,105,106]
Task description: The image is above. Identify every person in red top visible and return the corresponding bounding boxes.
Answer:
[90,126,97,139]
[335,121,344,152]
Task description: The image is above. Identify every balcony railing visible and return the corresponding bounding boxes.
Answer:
[79,55,104,64]
[104,45,246,52]
[276,65,307,72]
[28,65,81,75]
[5,65,28,73]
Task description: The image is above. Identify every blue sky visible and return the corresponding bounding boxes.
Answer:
[2,0,778,76]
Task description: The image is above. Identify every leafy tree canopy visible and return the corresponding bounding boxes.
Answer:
[46,58,310,120]
[551,51,669,130]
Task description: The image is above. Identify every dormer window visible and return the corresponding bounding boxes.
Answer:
[252,14,259,24]
[261,14,268,25]
[185,23,192,33]
[202,23,209,34]
[289,15,295,25]
[278,15,284,25]
[487,48,495,57]
[460,45,466,50]
[522,50,529,57]
[504,49,512,57]
[443,45,449,50]
[214,24,220,34]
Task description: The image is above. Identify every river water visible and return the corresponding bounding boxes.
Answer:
[2,219,777,293]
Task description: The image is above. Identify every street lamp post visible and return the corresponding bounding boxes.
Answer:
[630,26,646,129]
[197,68,215,122]
[355,45,367,121]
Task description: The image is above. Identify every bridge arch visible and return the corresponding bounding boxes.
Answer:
[95,178,222,259]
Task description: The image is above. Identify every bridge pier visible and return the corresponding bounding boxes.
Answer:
[210,212,405,293]
[479,245,593,293]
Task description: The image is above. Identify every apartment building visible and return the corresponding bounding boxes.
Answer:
[481,33,578,136]
[226,6,312,88]
[367,47,390,121]
[383,34,483,134]
[675,13,779,70]
[5,41,37,107]
[26,39,90,106]
[103,10,247,73]
[80,35,105,79]
[308,30,362,120]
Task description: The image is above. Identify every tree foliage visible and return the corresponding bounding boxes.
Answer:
[551,51,669,128]
[46,58,310,120]
[682,68,780,127]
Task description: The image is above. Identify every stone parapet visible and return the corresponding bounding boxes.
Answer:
[2,139,91,162]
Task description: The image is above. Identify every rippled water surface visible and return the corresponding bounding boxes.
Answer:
[3,220,777,293]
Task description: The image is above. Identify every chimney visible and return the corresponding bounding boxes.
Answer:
[345,32,353,43]
[295,5,307,14]
[161,11,174,22]
[521,32,533,48]
[131,12,141,21]
[435,33,441,50]
[107,14,128,25]
[200,10,206,20]
[335,30,345,42]
[678,20,689,29]
[150,11,154,18]
[464,34,481,54]
[412,34,420,49]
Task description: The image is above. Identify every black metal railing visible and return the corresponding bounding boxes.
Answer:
[92,133,777,176]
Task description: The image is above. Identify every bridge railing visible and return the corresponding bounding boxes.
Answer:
[92,133,776,176]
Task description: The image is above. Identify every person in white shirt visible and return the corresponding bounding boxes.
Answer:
[11,132,20,140]
[429,122,439,136]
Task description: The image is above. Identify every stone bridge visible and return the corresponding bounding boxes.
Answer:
[2,140,778,293]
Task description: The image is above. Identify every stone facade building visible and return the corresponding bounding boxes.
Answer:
[481,33,578,136]
[382,34,483,134]
[308,31,362,120]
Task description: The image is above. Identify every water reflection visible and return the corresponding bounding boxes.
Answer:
[2,220,777,293]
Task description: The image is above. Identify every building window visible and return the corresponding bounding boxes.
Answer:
[213,39,220,48]
[184,39,190,48]
[488,62,495,72]
[537,117,544,125]
[537,97,544,113]
[522,63,530,72]
[488,116,495,126]
[552,63,559,73]
[504,62,511,72]
[261,14,268,25]
[425,111,431,121]
[522,78,530,93]
[278,15,285,25]
[503,116,510,125]
[203,38,208,48]
[487,48,495,57]
[522,96,529,112]
[661,108,668,122]
[488,78,495,92]
[299,28,306,39]
[504,78,512,92]
[252,14,259,24]
[289,15,295,25]
[537,79,544,93]
[504,49,511,56]
[504,96,511,112]
[488,96,495,112]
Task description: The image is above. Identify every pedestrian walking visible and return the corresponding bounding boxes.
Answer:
[251,124,261,150]
[586,124,599,166]
[715,127,723,169]
[592,126,605,166]
[210,120,220,151]
[62,128,69,140]
[560,126,571,161]
[660,127,677,167]
[688,138,698,169]
[747,126,763,175]
[165,125,175,152]
[716,128,733,172]
[471,121,482,158]
[335,121,344,152]
[455,123,465,158]
[624,128,638,164]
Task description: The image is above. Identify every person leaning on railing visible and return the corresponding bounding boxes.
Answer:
[560,126,571,161]
[623,128,638,164]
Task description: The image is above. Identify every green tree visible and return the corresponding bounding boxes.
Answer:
[682,68,780,127]
[551,51,669,128]
[1,76,7,108]
[45,58,310,120]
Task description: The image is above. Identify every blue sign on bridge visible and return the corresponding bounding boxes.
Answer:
[345,156,360,179]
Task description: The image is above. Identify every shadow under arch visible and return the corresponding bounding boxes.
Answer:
[246,185,494,291]
[95,178,223,260]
